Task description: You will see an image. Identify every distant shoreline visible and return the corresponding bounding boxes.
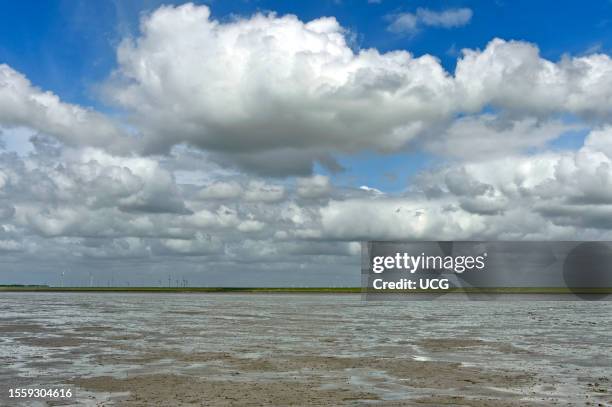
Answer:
[1,286,611,294]
[0,286,361,294]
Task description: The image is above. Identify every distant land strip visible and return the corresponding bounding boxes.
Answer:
[0,286,611,294]
[0,286,360,293]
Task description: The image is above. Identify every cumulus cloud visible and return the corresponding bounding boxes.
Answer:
[424,115,579,159]
[198,181,243,200]
[314,125,612,241]
[296,175,331,199]
[237,219,266,233]
[96,4,612,175]
[2,5,610,177]
[388,8,472,34]
[77,237,151,259]
[157,232,224,256]
[243,181,285,203]
[3,126,612,283]
[0,65,130,151]
[32,148,187,214]
[454,39,612,117]
[320,198,486,240]
[105,3,455,174]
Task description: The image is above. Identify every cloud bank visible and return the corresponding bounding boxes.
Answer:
[1,3,612,284]
[99,4,612,174]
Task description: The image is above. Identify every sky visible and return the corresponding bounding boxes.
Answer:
[1,0,612,286]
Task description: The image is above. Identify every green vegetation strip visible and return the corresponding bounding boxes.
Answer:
[0,286,361,293]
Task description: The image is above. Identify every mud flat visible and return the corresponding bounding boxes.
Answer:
[0,293,610,406]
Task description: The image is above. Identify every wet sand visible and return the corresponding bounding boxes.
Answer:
[0,293,610,406]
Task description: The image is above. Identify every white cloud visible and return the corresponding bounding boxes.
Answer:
[159,232,224,255]
[387,13,419,34]
[0,169,7,190]
[296,175,331,199]
[583,126,612,157]
[320,198,486,240]
[1,5,609,178]
[315,125,612,241]
[424,115,580,159]
[104,4,457,173]
[0,65,130,151]
[0,239,23,252]
[359,185,384,195]
[198,181,243,200]
[244,181,285,203]
[237,219,265,233]
[99,4,612,176]
[3,125,612,281]
[455,39,612,117]
[388,8,472,34]
[65,148,188,214]
[417,8,473,28]
[78,237,151,259]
